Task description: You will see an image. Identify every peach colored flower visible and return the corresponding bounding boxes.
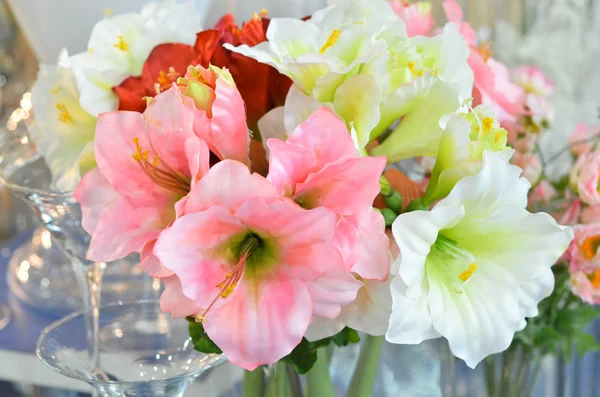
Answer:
[570,151,600,206]
[570,270,600,305]
[511,66,554,97]
[582,205,600,225]
[512,152,542,185]
[568,223,600,273]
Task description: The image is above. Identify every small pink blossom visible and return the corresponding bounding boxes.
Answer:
[570,270,600,305]
[570,151,600,206]
[568,223,600,273]
[582,205,600,224]
[511,66,554,97]
[512,152,542,185]
[442,0,477,45]
[154,160,361,370]
[389,1,434,37]
[569,124,600,157]
[525,94,554,127]
[558,199,582,226]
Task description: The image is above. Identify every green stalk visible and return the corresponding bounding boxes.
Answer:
[306,347,336,397]
[347,335,384,397]
[243,368,265,397]
[265,361,292,397]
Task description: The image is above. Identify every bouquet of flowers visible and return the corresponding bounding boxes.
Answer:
[28,0,593,395]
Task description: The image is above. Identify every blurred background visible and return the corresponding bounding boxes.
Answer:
[0,0,599,396]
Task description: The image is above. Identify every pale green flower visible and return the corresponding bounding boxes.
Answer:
[422,105,509,204]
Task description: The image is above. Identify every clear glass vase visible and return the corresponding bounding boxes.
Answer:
[36,299,227,397]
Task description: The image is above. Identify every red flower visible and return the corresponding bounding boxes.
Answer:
[113,14,292,130]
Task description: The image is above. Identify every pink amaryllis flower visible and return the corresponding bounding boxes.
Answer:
[389,1,434,37]
[266,107,390,337]
[570,270,600,305]
[568,223,600,273]
[154,160,361,369]
[570,151,600,206]
[443,0,526,123]
[75,66,250,275]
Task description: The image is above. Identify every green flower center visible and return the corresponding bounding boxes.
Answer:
[429,233,478,294]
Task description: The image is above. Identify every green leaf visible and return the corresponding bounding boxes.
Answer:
[330,327,360,347]
[187,318,223,354]
[573,331,600,357]
[283,327,361,374]
[404,198,427,213]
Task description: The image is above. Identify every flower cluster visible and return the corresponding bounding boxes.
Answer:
[31,1,290,191]
[31,0,576,379]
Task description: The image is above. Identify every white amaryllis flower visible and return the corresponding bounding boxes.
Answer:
[31,49,97,192]
[230,0,472,152]
[386,150,573,368]
[70,0,203,116]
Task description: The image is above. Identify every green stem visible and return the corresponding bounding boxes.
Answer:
[347,335,384,397]
[265,361,292,397]
[243,368,265,397]
[306,347,336,397]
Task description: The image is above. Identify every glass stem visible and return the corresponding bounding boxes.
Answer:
[306,347,335,397]
[347,335,383,397]
[243,368,265,397]
[72,259,107,381]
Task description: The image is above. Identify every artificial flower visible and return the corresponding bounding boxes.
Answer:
[569,123,600,157]
[31,49,97,191]
[386,150,573,368]
[265,107,389,338]
[443,0,526,123]
[422,106,508,205]
[389,1,434,37]
[569,150,600,206]
[153,160,361,369]
[568,223,600,273]
[570,270,600,305]
[74,87,210,274]
[230,0,472,152]
[529,180,557,205]
[70,1,203,116]
[557,199,582,226]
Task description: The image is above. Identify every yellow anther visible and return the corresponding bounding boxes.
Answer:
[49,86,61,95]
[195,314,206,323]
[494,131,502,144]
[479,42,492,62]
[458,262,477,283]
[468,262,477,272]
[104,8,114,18]
[260,8,268,17]
[220,283,237,299]
[319,29,341,54]
[132,137,141,150]
[132,152,143,161]
[88,48,94,54]
[142,151,149,161]
[408,61,423,77]
[431,68,440,78]
[225,273,232,279]
[56,103,74,124]
[252,12,261,21]
[143,96,154,105]
[482,117,494,132]
[114,35,128,51]
[153,155,160,167]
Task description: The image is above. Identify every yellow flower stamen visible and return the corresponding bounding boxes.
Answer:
[458,262,477,283]
[252,12,261,21]
[482,117,494,134]
[479,42,492,62]
[104,8,114,18]
[56,103,74,124]
[114,35,128,51]
[260,8,268,17]
[431,68,440,78]
[407,61,424,77]
[319,29,341,54]
[131,137,190,195]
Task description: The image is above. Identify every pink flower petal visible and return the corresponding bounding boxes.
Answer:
[266,138,317,197]
[345,207,390,281]
[140,241,173,278]
[234,198,337,280]
[210,74,250,165]
[287,107,358,169]
[306,249,362,319]
[153,206,248,308]
[204,272,312,370]
[87,194,173,262]
[182,160,278,215]
[94,111,161,196]
[294,156,386,215]
[160,275,202,319]
[74,168,117,235]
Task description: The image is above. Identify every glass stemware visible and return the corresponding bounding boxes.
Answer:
[37,300,227,397]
